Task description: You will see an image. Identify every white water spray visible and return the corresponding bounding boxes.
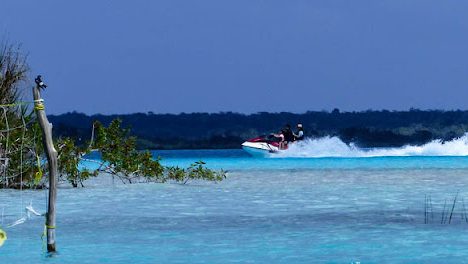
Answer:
[275,133,468,158]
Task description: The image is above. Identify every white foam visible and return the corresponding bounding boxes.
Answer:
[274,133,468,158]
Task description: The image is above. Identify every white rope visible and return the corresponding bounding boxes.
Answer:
[26,202,44,217]
[7,216,26,228]
[5,202,44,229]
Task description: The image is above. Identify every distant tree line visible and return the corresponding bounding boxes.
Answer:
[49,108,468,149]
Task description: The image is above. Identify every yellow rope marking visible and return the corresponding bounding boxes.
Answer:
[34,154,43,184]
[0,101,34,108]
[34,104,44,111]
[0,100,44,110]
[0,229,7,247]
[34,99,45,111]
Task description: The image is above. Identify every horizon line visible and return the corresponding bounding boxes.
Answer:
[48,108,468,116]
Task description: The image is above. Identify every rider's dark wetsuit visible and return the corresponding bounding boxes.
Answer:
[283,127,295,143]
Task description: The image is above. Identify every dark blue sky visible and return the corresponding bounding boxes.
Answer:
[3,0,468,114]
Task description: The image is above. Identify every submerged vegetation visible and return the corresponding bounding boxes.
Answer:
[58,119,226,187]
[0,42,225,189]
[424,192,468,225]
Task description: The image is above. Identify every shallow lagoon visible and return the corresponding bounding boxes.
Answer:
[3,150,468,263]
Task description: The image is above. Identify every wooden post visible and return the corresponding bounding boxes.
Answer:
[33,83,57,252]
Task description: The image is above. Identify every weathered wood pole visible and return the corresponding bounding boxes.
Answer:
[33,80,57,252]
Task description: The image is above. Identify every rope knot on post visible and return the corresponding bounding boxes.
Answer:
[34,99,45,111]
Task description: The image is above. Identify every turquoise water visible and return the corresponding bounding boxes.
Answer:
[3,149,468,263]
[85,149,468,171]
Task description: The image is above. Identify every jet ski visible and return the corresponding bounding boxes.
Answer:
[241,135,287,157]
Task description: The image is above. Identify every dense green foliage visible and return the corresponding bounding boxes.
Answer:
[56,119,226,187]
[50,109,468,149]
[93,119,165,183]
[57,138,95,187]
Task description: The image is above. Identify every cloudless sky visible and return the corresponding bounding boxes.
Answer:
[3,0,468,114]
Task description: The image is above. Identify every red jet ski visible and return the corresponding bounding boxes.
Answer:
[241,135,288,157]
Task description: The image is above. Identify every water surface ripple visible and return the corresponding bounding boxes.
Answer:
[2,150,468,263]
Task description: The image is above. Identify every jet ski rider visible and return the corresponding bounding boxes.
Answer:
[293,123,304,141]
[272,125,294,150]
[283,124,295,143]
[272,124,302,149]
